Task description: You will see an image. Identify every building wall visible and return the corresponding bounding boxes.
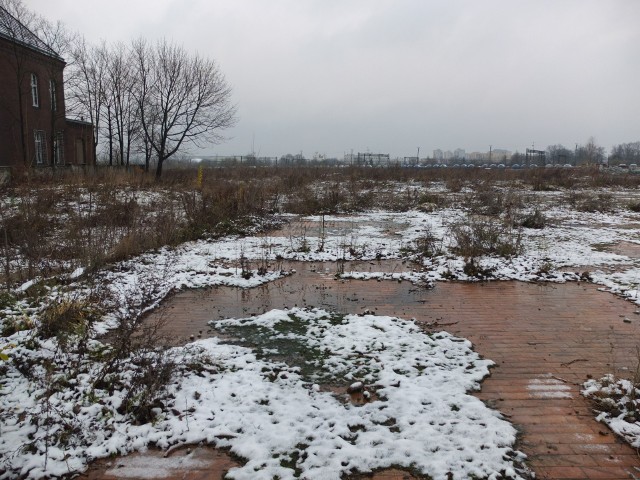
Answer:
[64,120,95,166]
[0,37,93,168]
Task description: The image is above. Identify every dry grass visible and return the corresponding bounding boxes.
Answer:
[1,164,637,290]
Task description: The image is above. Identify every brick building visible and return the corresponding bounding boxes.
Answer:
[0,6,94,169]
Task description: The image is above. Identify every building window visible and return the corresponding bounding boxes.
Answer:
[34,130,46,165]
[31,73,39,107]
[54,132,64,165]
[49,79,57,111]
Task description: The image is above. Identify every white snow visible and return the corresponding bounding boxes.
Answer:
[103,454,209,478]
[583,375,640,448]
[6,187,640,477]
[0,308,527,479]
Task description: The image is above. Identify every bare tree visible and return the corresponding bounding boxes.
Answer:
[133,38,237,178]
[545,144,573,165]
[0,0,35,24]
[105,43,140,168]
[576,137,605,165]
[67,39,107,164]
[610,141,640,166]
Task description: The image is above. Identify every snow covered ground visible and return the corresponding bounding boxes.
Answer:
[4,189,640,477]
[583,375,640,448]
[0,309,528,479]
[205,205,640,293]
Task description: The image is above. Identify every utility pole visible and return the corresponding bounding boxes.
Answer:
[489,145,492,163]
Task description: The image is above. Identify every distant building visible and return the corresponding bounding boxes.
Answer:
[492,149,511,161]
[356,152,389,166]
[454,148,466,160]
[0,6,94,168]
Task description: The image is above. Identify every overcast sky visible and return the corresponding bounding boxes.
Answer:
[27,0,640,158]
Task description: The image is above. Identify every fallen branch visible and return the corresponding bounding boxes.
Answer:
[560,358,589,367]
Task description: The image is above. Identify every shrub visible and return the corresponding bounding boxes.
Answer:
[518,209,547,229]
[569,191,615,213]
[450,216,522,258]
[463,258,495,278]
[466,187,504,216]
[465,185,524,217]
[410,226,442,259]
[38,298,100,351]
[445,176,464,193]
[121,350,176,424]
[417,192,450,211]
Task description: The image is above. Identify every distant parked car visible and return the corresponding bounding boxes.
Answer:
[630,164,638,171]
[511,164,520,169]
[619,164,628,169]
[497,164,505,169]
[563,164,573,168]
[545,164,554,168]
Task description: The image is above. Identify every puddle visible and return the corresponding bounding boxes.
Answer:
[94,275,640,479]
[349,469,421,480]
[81,446,239,479]
[147,260,418,345]
[606,240,640,259]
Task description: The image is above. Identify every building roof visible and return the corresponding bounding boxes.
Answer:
[66,118,93,126]
[0,6,63,61]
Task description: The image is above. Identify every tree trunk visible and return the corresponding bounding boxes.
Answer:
[155,157,163,179]
[17,88,28,166]
[107,108,113,166]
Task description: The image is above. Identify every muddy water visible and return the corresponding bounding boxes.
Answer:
[607,240,640,259]
[81,447,239,480]
[155,260,422,344]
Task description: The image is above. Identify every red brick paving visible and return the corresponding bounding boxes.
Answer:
[81,447,239,480]
[90,261,640,479]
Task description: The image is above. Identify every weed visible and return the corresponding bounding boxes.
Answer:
[406,225,443,261]
[38,299,98,350]
[518,209,547,229]
[1,314,33,337]
[463,258,495,279]
[450,216,522,258]
[0,291,16,309]
[568,191,615,213]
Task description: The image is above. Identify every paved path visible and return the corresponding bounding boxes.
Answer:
[89,261,640,479]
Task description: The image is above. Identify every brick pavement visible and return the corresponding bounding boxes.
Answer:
[89,261,640,479]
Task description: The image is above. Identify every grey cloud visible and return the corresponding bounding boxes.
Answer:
[28,0,640,157]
